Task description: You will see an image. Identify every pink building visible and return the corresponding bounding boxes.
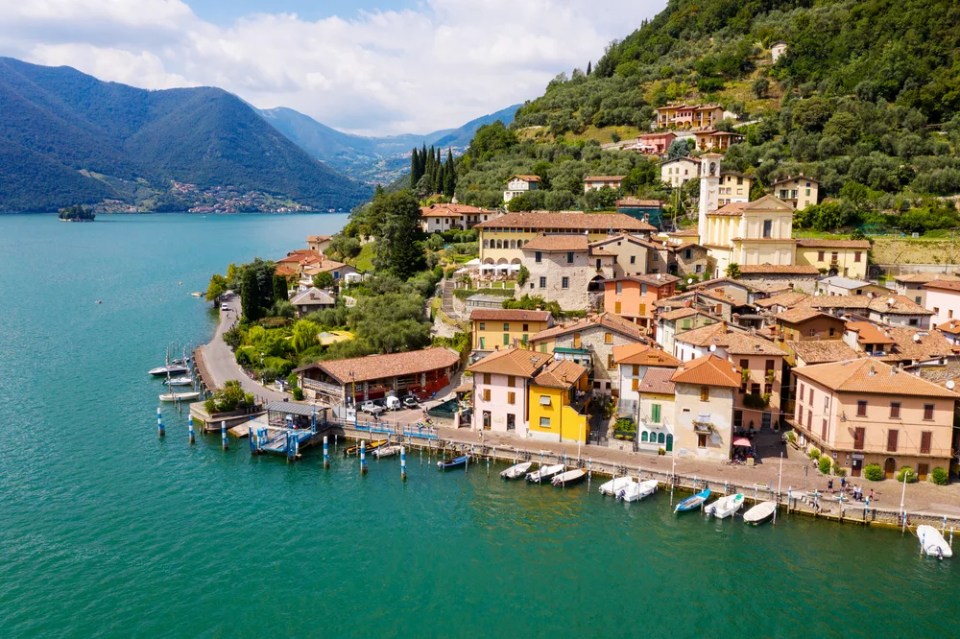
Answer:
[467,348,552,435]
[924,279,960,327]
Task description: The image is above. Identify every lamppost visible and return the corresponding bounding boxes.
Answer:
[259,352,265,386]
[349,370,357,426]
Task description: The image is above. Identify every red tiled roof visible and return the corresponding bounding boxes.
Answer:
[521,235,590,252]
[529,313,646,344]
[671,354,741,388]
[614,342,681,367]
[845,321,896,345]
[793,358,959,398]
[467,347,552,378]
[511,175,541,182]
[470,309,552,323]
[739,264,819,275]
[297,348,459,384]
[637,366,677,395]
[924,280,960,293]
[616,198,663,207]
[791,341,859,365]
[937,319,960,335]
[708,202,748,217]
[533,359,587,389]
[475,211,655,232]
[795,239,870,249]
[584,175,626,182]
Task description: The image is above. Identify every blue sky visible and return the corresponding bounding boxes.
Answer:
[0,0,667,135]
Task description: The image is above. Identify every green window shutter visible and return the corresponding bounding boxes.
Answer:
[651,404,661,424]
[503,333,510,345]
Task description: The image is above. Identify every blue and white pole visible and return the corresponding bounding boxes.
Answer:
[156,407,165,438]
[187,414,195,445]
[360,440,367,475]
[323,435,330,469]
[401,446,407,481]
[221,420,228,450]
[249,426,256,453]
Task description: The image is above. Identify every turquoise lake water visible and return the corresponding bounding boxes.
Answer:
[0,213,957,637]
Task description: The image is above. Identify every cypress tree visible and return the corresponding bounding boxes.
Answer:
[444,149,456,196]
[410,147,420,188]
[586,61,592,75]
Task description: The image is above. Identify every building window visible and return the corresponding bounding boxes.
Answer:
[921,431,932,454]
[700,386,709,401]
[853,427,865,450]
[604,332,613,344]
[887,429,898,452]
[817,251,825,261]
[734,410,743,428]
[831,251,839,262]
[630,255,636,265]
[522,323,529,332]
[631,378,639,391]
[535,251,542,263]
[854,251,862,263]
[798,383,804,402]
[507,391,516,405]
[479,322,486,330]
[890,402,901,419]
[567,251,574,264]
[697,433,707,448]
[503,333,509,345]
[539,417,551,428]
[503,323,510,332]
[483,373,491,385]
[616,281,623,294]
[607,354,615,369]
[762,220,772,239]
[650,404,662,424]
[923,403,934,420]
[856,400,867,417]
[614,302,622,314]
[808,387,813,404]
[821,419,827,440]
[481,388,491,402]
[807,409,812,428]
[539,277,546,288]
[507,375,516,387]
[561,277,569,289]
[478,336,485,349]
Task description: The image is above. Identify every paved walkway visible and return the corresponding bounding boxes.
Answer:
[195,293,289,404]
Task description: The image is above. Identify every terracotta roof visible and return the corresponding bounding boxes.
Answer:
[297,348,459,384]
[290,287,336,306]
[894,273,960,284]
[708,202,749,217]
[771,175,820,187]
[529,313,646,344]
[675,322,730,347]
[606,273,681,287]
[307,235,331,242]
[739,264,819,275]
[303,258,351,275]
[584,175,626,182]
[470,309,552,323]
[511,175,541,182]
[793,358,959,398]
[755,291,809,309]
[791,341,859,365]
[776,307,835,325]
[475,211,655,232]
[845,321,896,346]
[924,279,960,293]
[636,366,677,395]
[881,327,957,363]
[614,342,681,367]
[669,229,700,237]
[803,294,933,316]
[722,333,785,356]
[660,157,701,166]
[589,233,660,250]
[467,347,552,378]
[616,198,663,207]
[658,307,699,321]
[533,359,587,389]
[521,235,590,252]
[420,203,491,218]
[277,249,323,264]
[671,354,741,388]
[795,239,870,249]
[937,319,960,335]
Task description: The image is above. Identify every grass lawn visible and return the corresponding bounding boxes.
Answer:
[350,243,376,272]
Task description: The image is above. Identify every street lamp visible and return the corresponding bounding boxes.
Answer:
[259,351,265,386]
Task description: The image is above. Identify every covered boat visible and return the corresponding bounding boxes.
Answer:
[373,445,402,458]
[163,376,194,387]
[742,501,778,525]
[149,364,189,377]
[501,461,533,480]
[618,479,658,502]
[599,476,635,496]
[158,391,201,402]
[437,455,469,470]
[674,488,712,514]
[552,468,587,487]
[917,525,953,559]
[526,464,564,483]
[705,493,745,519]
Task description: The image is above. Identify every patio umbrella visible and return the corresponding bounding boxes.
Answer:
[733,437,752,447]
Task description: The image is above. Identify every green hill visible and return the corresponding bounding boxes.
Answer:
[455,0,960,233]
[0,57,371,212]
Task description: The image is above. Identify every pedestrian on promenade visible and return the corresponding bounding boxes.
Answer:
[869,488,875,501]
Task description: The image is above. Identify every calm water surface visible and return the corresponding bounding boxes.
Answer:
[0,213,957,637]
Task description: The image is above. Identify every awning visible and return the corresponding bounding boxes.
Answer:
[733,437,752,447]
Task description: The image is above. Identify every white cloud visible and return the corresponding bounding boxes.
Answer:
[0,0,666,135]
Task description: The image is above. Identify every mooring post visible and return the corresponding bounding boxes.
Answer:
[587,458,592,483]
[360,440,367,475]
[249,426,256,453]
[221,420,227,450]
[787,487,792,513]
[188,415,195,445]
[323,435,329,469]
[156,407,165,438]
[401,446,407,481]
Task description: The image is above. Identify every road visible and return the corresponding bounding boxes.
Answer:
[195,293,290,404]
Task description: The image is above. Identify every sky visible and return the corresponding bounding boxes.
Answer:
[0,0,667,136]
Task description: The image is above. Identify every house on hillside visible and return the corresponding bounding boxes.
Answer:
[924,279,960,327]
[470,308,553,354]
[694,129,743,152]
[795,240,871,279]
[503,175,541,203]
[771,176,819,211]
[655,104,724,130]
[519,235,614,311]
[420,203,499,233]
[290,287,336,317]
[771,42,788,63]
[660,157,701,188]
[527,360,591,444]
[583,176,625,192]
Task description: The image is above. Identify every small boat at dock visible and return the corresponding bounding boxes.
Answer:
[599,476,635,496]
[501,461,533,479]
[437,455,469,470]
[742,501,778,525]
[343,439,388,456]
[552,468,587,487]
[373,445,402,458]
[149,363,189,377]
[675,488,711,514]
[163,376,194,387]
[705,493,745,519]
[159,391,201,402]
[917,525,953,559]
[527,464,564,483]
[618,479,658,502]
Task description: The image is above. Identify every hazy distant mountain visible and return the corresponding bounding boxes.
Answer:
[259,104,520,184]
[0,57,371,212]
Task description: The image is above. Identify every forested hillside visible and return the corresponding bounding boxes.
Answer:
[0,58,370,212]
[455,0,960,233]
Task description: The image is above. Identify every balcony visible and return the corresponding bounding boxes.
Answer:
[692,413,715,434]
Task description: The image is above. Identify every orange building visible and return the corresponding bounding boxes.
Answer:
[604,274,680,330]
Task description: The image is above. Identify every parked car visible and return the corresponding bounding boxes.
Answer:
[360,401,385,416]
[385,396,402,411]
[220,303,230,311]
[402,396,419,409]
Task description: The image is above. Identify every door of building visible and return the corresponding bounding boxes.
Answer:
[851,458,862,477]
[884,457,897,479]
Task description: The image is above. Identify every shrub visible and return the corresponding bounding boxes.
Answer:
[786,431,797,444]
[818,456,832,475]
[808,447,821,460]
[896,466,918,483]
[291,387,304,401]
[931,467,949,486]
[863,464,884,481]
[832,461,846,477]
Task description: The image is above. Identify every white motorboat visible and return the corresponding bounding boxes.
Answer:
[599,476,635,496]
[373,445,402,458]
[705,493,745,519]
[552,468,587,487]
[159,391,201,402]
[501,461,533,480]
[617,479,659,502]
[149,364,189,377]
[917,525,953,559]
[742,500,778,525]
[526,464,564,483]
[163,376,194,387]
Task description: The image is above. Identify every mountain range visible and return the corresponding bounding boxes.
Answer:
[258,103,519,184]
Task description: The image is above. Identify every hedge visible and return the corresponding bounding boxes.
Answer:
[931,467,949,485]
[863,464,884,481]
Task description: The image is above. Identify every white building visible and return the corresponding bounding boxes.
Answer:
[503,175,541,203]
[660,157,700,188]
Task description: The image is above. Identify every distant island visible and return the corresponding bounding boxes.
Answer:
[58,205,95,222]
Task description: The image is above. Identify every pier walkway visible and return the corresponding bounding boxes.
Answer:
[194,293,289,403]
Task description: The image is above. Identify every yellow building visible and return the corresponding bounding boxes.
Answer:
[795,239,871,279]
[772,176,819,211]
[527,360,590,444]
[470,308,553,353]
[700,193,796,278]
[475,211,655,265]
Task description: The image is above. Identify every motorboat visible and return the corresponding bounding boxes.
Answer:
[552,468,587,487]
[149,364,189,377]
[501,461,533,480]
[343,439,388,456]
[617,479,659,502]
[526,464,565,483]
[373,445,402,458]
[158,391,201,402]
[917,525,953,559]
[599,476,635,496]
[437,455,469,470]
[675,488,712,514]
[163,376,194,387]
[705,493,745,519]
[743,501,778,525]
